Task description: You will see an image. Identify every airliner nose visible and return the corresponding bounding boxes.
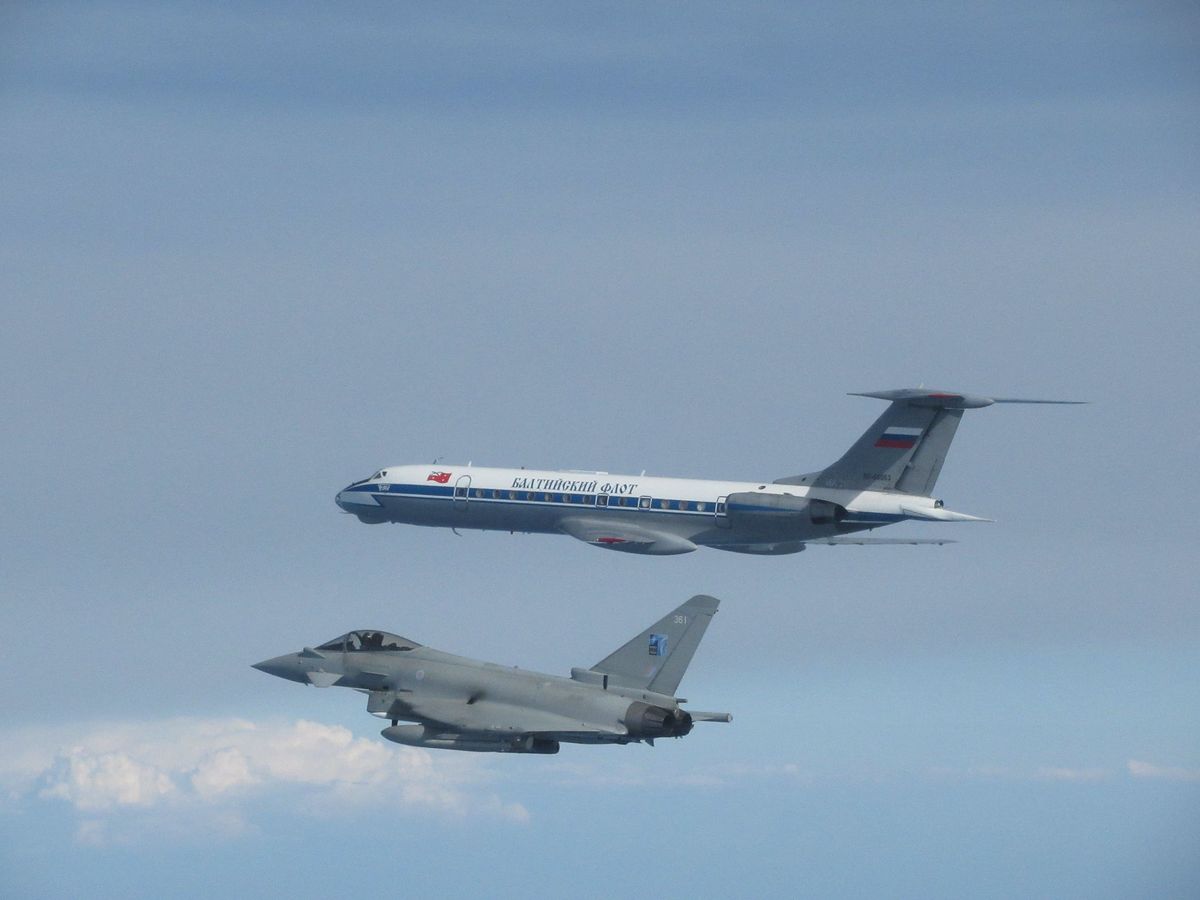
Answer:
[334,484,387,523]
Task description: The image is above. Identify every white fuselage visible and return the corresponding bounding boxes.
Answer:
[336,463,942,554]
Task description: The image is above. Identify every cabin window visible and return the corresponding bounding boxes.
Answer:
[639,496,652,509]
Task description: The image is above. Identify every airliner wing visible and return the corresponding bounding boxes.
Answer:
[713,536,955,555]
[806,536,957,546]
[558,517,698,555]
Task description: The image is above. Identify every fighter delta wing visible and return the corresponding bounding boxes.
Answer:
[253,596,730,755]
[336,388,1084,555]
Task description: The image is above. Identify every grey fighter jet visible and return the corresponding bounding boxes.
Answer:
[253,595,731,754]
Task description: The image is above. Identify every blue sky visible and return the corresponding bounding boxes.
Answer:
[2,3,1198,897]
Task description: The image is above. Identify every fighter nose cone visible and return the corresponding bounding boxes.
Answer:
[252,655,304,682]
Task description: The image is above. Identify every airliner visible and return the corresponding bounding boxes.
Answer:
[335,389,1082,556]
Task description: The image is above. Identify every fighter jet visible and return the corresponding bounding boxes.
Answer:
[335,388,1083,555]
[252,594,730,754]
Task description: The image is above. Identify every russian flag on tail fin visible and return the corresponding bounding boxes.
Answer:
[875,426,922,449]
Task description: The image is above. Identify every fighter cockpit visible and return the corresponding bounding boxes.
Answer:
[316,631,420,652]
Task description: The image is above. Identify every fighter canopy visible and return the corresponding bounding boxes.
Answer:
[316,631,421,652]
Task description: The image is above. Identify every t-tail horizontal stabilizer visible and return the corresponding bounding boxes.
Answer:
[778,388,1085,495]
[847,389,1087,408]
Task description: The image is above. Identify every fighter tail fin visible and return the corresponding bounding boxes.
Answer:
[776,389,1083,496]
[589,595,719,696]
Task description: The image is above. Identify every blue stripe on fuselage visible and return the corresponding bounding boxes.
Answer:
[345,482,453,498]
[355,483,717,517]
[347,482,910,524]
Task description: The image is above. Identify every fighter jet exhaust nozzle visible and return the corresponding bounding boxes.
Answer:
[623,702,694,739]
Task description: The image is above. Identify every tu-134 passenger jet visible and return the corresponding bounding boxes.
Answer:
[336,389,1082,556]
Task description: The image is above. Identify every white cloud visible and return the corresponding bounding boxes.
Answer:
[0,717,528,843]
[545,759,1132,791]
[539,758,815,790]
[1127,759,1200,782]
[543,756,1200,792]
[40,748,178,810]
[191,747,256,797]
[1034,766,1110,782]
[929,765,1113,783]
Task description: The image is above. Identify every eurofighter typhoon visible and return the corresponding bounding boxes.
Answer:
[253,595,730,754]
[335,389,1083,555]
